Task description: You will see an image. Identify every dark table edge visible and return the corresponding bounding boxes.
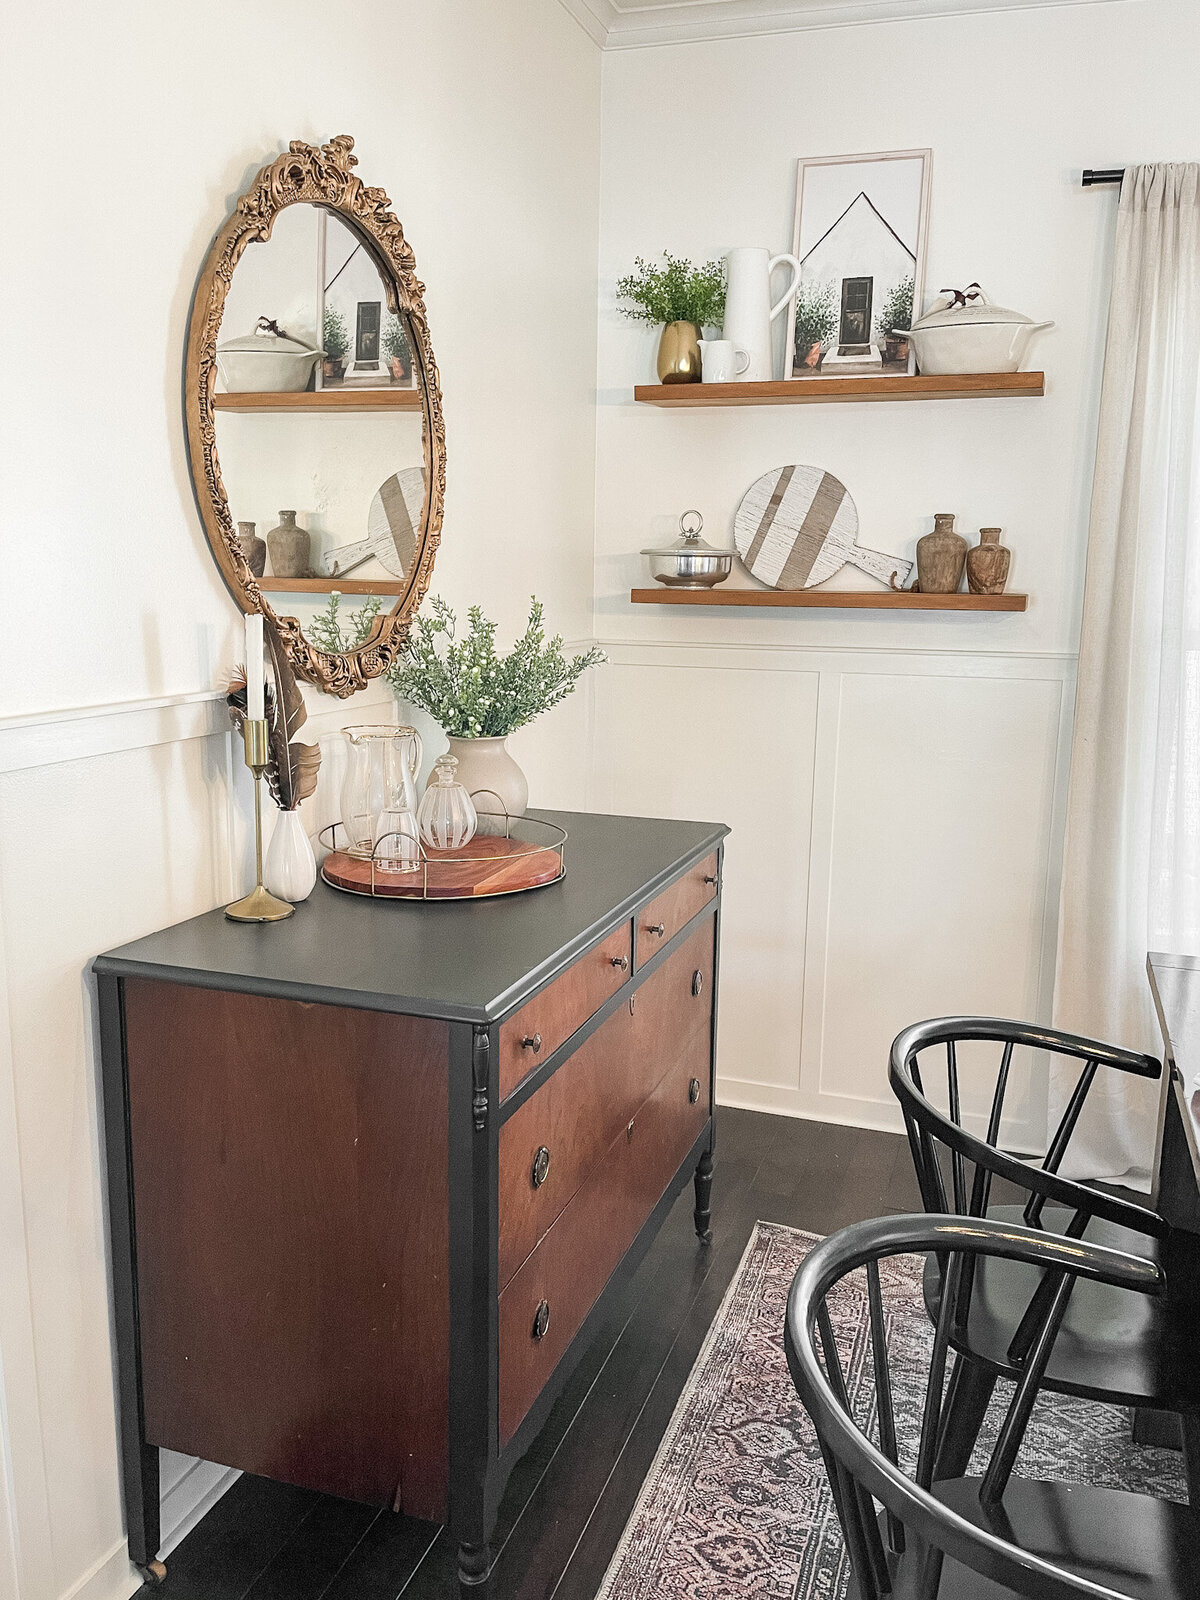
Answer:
[91,821,731,1025]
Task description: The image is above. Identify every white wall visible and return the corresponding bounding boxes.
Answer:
[591,0,1200,1137]
[0,4,600,1598]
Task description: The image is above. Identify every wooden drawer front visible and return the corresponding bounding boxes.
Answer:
[635,852,719,969]
[498,920,714,1290]
[499,923,632,1100]
[498,1031,711,1446]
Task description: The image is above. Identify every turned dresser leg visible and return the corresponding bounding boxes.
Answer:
[457,1540,491,1591]
[693,1149,714,1243]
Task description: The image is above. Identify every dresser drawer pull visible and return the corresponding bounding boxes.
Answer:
[531,1146,551,1188]
[704,874,718,886]
[692,969,704,997]
[521,1033,542,1054]
[689,1078,702,1105]
[532,1300,551,1340]
[610,954,629,970]
[646,922,666,939]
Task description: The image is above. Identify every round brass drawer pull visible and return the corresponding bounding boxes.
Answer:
[689,1078,702,1105]
[531,1146,551,1188]
[647,922,666,938]
[704,874,718,886]
[521,1033,542,1053]
[611,954,629,970]
[692,969,704,997]
[532,1299,551,1340]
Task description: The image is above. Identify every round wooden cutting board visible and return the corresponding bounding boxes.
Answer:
[322,835,564,899]
[734,465,912,590]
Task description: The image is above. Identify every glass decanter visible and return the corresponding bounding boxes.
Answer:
[340,724,422,854]
[417,755,478,851]
[372,728,422,874]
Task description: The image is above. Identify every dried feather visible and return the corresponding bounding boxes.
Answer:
[263,621,321,811]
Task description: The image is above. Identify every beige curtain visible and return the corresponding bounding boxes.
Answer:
[1054,164,1200,1181]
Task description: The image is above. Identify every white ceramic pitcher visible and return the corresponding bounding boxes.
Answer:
[722,247,802,381]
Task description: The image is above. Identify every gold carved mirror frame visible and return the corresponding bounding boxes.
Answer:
[185,135,445,696]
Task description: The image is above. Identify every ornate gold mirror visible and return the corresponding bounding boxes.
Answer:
[185,135,444,695]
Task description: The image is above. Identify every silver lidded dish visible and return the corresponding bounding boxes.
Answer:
[642,510,734,588]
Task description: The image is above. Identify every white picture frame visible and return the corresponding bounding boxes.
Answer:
[784,148,932,381]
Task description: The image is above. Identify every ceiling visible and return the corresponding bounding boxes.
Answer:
[557,0,1129,48]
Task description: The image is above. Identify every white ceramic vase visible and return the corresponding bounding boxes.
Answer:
[264,808,317,902]
[440,736,528,833]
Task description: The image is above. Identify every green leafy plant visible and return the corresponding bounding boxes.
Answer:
[876,275,914,341]
[322,306,349,361]
[616,253,726,329]
[385,596,605,739]
[383,314,411,363]
[793,280,838,359]
[308,591,382,657]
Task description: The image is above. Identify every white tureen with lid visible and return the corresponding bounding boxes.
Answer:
[216,316,324,393]
[898,285,1053,375]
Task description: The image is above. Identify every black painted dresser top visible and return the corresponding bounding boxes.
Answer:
[95,810,727,1023]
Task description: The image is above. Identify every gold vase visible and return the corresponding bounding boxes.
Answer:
[657,321,703,384]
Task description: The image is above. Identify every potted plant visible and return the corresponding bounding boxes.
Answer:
[877,276,915,366]
[383,314,413,384]
[322,306,349,383]
[310,593,605,830]
[616,252,726,384]
[792,281,838,371]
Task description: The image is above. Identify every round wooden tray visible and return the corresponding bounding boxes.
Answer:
[319,824,566,900]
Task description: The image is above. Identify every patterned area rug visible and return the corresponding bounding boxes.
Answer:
[596,1221,1186,1600]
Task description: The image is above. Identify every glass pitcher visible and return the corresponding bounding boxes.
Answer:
[339,725,423,855]
[372,728,422,874]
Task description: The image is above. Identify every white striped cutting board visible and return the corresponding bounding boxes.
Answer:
[734,465,912,590]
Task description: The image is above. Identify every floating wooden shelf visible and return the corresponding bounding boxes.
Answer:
[263,577,404,595]
[633,372,1044,407]
[213,389,422,413]
[630,588,1027,611]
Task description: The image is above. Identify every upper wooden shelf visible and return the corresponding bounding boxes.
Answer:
[630,588,1027,612]
[214,389,422,413]
[632,372,1044,407]
[263,577,404,595]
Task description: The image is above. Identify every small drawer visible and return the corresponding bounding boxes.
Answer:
[498,923,632,1100]
[635,852,719,970]
[497,1031,711,1446]
[498,920,714,1291]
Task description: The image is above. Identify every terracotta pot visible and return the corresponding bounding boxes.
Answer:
[266,510,310,579]
[323,356,345,383]
[967,527,1012,595]
[801,340,822,369]
[390,355,410,382]
[656,321,703,384]
[915,512,967,594]
[441,735,528,834]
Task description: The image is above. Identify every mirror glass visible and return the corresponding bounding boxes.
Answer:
[213,206,426,627]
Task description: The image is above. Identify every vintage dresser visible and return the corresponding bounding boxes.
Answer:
[94,809,727,1589]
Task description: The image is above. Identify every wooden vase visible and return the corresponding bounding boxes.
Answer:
[657,321,703,384]
[266,510,310,578]
[915,512,967,594]
[967,527,1012,595]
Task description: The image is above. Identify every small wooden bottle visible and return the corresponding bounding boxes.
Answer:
[915,512,968,594]
[966,527,1011,595]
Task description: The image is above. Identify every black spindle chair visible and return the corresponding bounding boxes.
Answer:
[784,1213,1195,1600]
[888,1017,1200,1499]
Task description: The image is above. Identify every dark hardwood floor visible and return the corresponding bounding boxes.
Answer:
[137,1109,925,1600]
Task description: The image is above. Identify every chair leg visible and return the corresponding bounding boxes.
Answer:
[934,1358,996,1480]
[1181,1413,1200,1509]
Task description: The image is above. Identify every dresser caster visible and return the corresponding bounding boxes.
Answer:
[138,1561,167,1585]
[457,1540,491,1590]
[693,1149,713,1244]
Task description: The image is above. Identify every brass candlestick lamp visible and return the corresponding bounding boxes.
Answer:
[226,718,295,923]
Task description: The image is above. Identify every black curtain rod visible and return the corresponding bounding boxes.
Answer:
[1082,169,1125,187]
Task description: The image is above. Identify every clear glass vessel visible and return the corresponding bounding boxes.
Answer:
[340,724,423,855]
[417,755,478,851]
[372,728,423,874]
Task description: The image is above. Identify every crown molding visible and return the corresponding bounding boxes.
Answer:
[557,0,1130,48]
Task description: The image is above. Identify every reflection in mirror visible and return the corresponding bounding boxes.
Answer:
[213,206,425,609]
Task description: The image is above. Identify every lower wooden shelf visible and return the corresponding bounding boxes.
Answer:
[629,588,1027,611]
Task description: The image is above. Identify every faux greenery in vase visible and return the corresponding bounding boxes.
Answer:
[311,592,604,825]
[616,252,726,384]
[792,281,838,370]
[322,307,349,381]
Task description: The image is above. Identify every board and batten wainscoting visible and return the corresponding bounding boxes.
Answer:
[0,679,592,1600]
